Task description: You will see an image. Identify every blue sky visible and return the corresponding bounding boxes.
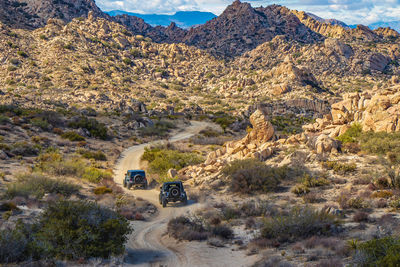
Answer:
[96,0,400,25]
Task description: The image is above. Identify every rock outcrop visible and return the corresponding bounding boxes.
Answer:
[0,0,107,29]
[303,87,400,136]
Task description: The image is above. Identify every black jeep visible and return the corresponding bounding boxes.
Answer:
[159,181,188,207]
[123,170,148,189]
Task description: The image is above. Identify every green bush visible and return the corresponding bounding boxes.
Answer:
[300,173,330,187]
[30,118,51,130]
[61,131,85,141]
[359,131,400,156]
[270,114,314,135]
[139,120,176,137]
[221,159,290,194]
[142,146,203,177]
[38,157,85,177]
[78,149,107,161]
[68,117,108,140]
[11,142,39,156]
[337,123,362,144]
[93,186,112,195]
[353,236,400,266]
[82,167,112,183]
[168,216,233,241]
[212,114,235,131]
[0,115,10,124]
[322,161,356,174]
[5,173,80,199]
[291,184,310,196]
[261,206,341,243]
[30,200,132,260]
[338,125,400,157]
[0,225,28,263]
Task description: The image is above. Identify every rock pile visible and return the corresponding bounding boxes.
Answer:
[303,87,400,135]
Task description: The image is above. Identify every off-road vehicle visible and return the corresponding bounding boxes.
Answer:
[123,170,148,189]
[159,181,188,207]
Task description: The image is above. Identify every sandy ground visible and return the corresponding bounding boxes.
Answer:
[113,121,258,267]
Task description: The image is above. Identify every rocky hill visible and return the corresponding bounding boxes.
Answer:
[0,0,106,29]
[180,2,322,57]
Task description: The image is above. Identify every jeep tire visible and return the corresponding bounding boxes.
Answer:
[170,187,180,198]
[162,198,167,208]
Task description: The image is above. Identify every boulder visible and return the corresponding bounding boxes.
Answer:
[244,109,275,146]
[324,38,354,58]
[308,134,340,154]
[167,169,178,179]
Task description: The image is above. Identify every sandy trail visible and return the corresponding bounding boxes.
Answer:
[113,121,257,267]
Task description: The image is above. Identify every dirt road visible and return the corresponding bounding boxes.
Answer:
[113,121,257,267]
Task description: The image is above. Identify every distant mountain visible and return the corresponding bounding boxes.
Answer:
[369,21,400,33]
[306,13,349,28]
[180,1,322,57]
[107,10,216,28]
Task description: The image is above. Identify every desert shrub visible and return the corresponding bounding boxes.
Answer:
[168,216,208,241]
[291,184,310,196]
[322,161,356,174]
[388,168,400,189]
[78,149,107,161]
[337,192,366,209]
[0,202,18,212]
[0,225,29,263]
[10,142,39,156]
[371,190,393,199]
[337,123,362,144]
[359,132,400,156]
[222,159,290,194]
[93,186,112,195]
[199,128,222,137]
[139,120,176,137]
[353,211,369,222]
[221,206,241,220]
[29,200,131,260]
[211,225,233,239]
[352,236,400,266]
[38,157,85,177]
[0,115,10,124]
[389,198,400,209]
[168,216,233,241]
[300,173,330,187]
[212,114,235,132]
[17,51,28,58]
[82,167,112,183]
[68,116,108,140]
[270,114,314,135]
[5,173,80,199]
[261,206,341,243]
[339,126,400,156]
[30,117,51,130]
[61,131,85,141]
[303,192,322,203]
[142,146,203,177]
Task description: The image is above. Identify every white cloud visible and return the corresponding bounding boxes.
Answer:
[95,0,400,24]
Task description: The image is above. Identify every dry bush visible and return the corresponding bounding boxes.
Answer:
[371,190,393,199]
[222,159,291,194]
[353,211,369,222]
[316,258,344,267]
[261,207,341,243]
[322,161,356,174]
[303,192,323,203]
[337,191,366,209]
